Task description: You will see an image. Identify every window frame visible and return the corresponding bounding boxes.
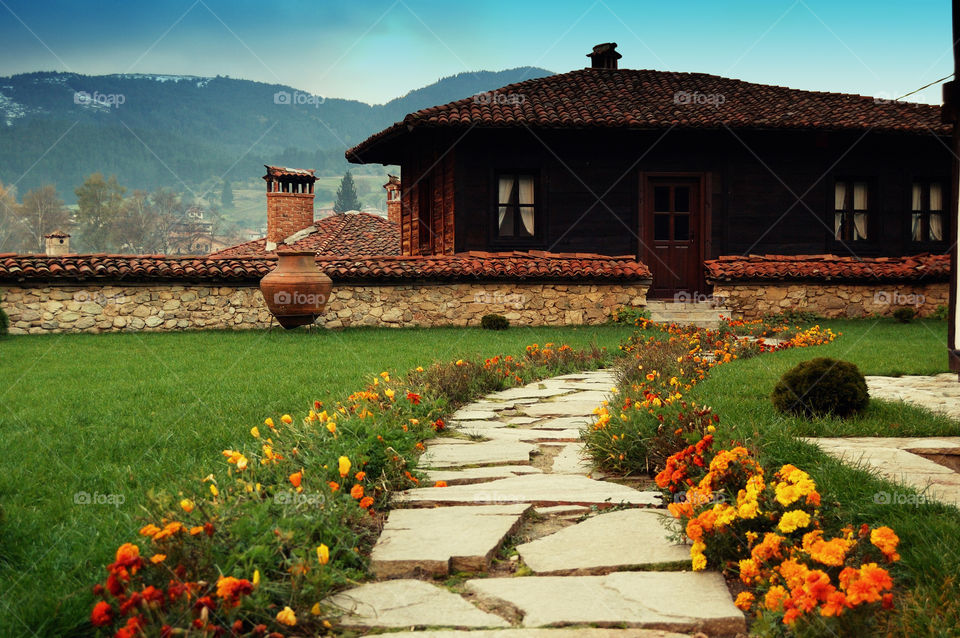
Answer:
[831,178,873,244]
[491,170,544,247]
[909,178,948,245]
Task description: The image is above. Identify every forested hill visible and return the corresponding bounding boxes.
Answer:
[0,67,552,200]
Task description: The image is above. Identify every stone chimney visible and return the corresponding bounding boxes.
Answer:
[263,165,317,250]
[44,229,70,256]
[383,174,401,225]
[587,42,621,70]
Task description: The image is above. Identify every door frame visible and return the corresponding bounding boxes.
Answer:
[637,171,712,299]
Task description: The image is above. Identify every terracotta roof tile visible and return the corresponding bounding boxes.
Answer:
[210,212,401,258]
[0,252,651,284]
[705,254,949,283]
[347,68,946,161]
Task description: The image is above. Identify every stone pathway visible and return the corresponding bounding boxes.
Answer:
[324,370,746,636]
[867,373,960,421]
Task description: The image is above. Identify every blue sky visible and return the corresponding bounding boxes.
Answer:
[0,0,952,104]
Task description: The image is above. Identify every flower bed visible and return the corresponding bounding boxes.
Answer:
[584,318,903,634]
[88,342,611,636]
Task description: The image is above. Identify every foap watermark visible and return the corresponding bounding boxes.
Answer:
[873,290,925,307]
[674,91,725,107]
[273,90,324,107]
[474,291,526,307]
[673,290,715,304]
[74,90,125,108]
[672,491,727,506]
[274,490,325,506]
[74,490,125,507]
[873,92,900,105]
[873,491,930,507]
[473,91,526,106]
[273,290,328,305]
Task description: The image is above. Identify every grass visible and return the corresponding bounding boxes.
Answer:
[698,318,960,635]
[0,323,634,637]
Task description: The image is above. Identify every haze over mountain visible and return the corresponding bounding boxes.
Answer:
[0,67,553,201]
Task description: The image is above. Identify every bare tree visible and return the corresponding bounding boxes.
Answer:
[20,185,71,253]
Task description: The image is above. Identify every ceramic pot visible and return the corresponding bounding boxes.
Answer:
[260,250,332,329]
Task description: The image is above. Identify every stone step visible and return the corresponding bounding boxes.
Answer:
[384,629,689,638]
[464,573,746,634]
[371,504,530,578]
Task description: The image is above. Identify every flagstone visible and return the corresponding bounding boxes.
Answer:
[553,390,612,403]
[371,504,530,578]
[325,580,509,629]
[394,473,660,507]
[453,409,501,421]
[488,386,578,400]
[529,416,593,430]
[504,416,540,425]
[451,420,515,430]
[464,572,744,633]
[482,428,583,443]
[385,629,688,638]
[419,440,536,469]
[550,443,593,474]
[425,465,542,485]
[533,504,592,517]
[522,401,607,418]
[516,509,689,574]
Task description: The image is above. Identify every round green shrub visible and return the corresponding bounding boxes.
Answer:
[0,297,7,337]
[892,307,916,323]
[481,313,509,330]
[771,357,869,418]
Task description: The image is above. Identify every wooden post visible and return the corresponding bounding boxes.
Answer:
[947,0,960,373]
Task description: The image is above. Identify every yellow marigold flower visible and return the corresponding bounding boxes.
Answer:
[410,418,419,425]
[691,541,707,571]
[734,591,755,612]
[317,544,330,565]
[150,553,166,564]
[264,417,275,428]
[326,422,337,435]
[236,455,248,471]
[180,499,195,513]
[777,509,811,534]
[311,602,322,616]
[308,410,317,421]
[338,456,351,478]
[276,606,297,626]
[209,484,219,497]
[416,366,424,372]
[281,414,293,424]
[253,569,260,586]
[385,388,395,400]
[380,371,390,380]
[250,426,260,438]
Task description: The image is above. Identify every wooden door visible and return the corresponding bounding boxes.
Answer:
[642,177,702,299]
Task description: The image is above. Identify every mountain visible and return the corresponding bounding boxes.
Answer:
[0,67,553,201]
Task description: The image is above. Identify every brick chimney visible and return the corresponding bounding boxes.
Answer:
[587,42,621,70]
[44,229,70,256]
[263,165,317,249]
[383,174,401,225]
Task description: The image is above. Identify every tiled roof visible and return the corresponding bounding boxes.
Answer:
[0,251,651,284]
[263,165,315,178]
[44,229,70,238]
[705,254,950,283]
[210,212,401,258]
[347,68,946,161]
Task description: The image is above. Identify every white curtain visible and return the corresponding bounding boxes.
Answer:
[911,213,923,241]
[911,183,922,211]
[930,182,944,240]
[930,213,944,241]
[853,182,868,210]
[834,213,843,240]
[853,212,868,240]
[518,176,535,236]
[930,183,943,211]
[498,177,514,236]
[834,183,846,240]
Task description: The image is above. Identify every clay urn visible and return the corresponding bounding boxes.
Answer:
[260,249,332,329]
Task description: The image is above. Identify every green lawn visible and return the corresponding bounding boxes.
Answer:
[700,318,960,635]
[0,324,634,637]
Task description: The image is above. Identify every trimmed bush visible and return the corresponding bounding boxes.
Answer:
[771,357,869,418]
[0,296,7,337]
[893,307,917,323]
[481,313,509,330]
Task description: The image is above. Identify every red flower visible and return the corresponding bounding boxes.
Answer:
[406,392,422,405]
[433,419,445,432]
[90,601,113,627]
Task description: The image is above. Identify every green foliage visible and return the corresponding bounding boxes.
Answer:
[765,308,822,325]
[771,357,869,418]
[610,306,651,325]
[933,304,949,321]
[74,172,126,252]
[0,295,8,336]
[333,170,362,213]
[481,313,509,330]
[893,307,917,323]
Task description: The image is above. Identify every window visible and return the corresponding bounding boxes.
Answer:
[496,173,536,239]
[834,180,869,241]
[388,189,400,201]
[911,181,945,242]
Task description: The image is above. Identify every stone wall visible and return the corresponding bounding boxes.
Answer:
[712,281,949,320]
[1,282,647,334]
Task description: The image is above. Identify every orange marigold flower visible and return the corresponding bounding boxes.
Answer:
[281,414,293,424]
[870,526,901,562]
[328,481,340,492]
[179,499,195,513]
[149,553,166,564]
[289,471,303,488]
[359,496,374,508]
[764,585,789,612]
[276,606,297,626]
[734,591,755,612]
[91,601,113,627]
[434,480,448,487]
[139,524,161,538]
[215,576,254,608]
[190,526,204,536]
[350,484,364,500]
[355,471,366,481]
[821,591,851,617]
[407,392,421,404]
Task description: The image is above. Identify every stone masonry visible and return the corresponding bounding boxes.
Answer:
[1,282,647,334]
[712,282,948,320]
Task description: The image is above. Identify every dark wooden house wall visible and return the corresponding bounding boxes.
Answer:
[397,127,950,260]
